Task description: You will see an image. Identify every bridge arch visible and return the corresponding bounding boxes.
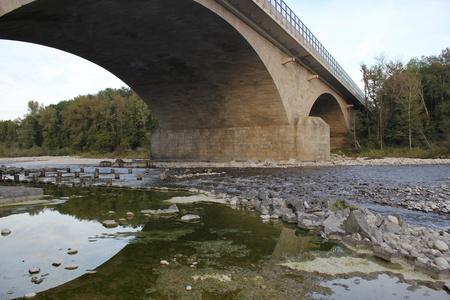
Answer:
[308,93,349,149]
[0,0,360,161]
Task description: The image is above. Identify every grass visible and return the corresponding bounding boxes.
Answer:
[334,144,450,159]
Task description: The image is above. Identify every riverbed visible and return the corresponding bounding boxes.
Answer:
[0,158,449,299]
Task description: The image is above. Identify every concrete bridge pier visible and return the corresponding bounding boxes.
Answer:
[151,117,330,161]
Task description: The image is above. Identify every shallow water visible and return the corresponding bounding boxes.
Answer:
[0,184,449,299]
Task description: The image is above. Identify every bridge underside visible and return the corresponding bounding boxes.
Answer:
[0,0,351,161]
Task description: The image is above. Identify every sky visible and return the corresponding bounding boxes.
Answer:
[0,0,449,121]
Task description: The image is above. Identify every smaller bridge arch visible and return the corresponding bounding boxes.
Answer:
[308,93,350,149]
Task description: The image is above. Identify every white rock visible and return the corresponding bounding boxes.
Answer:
[24,292,37,299]
[186,286,192,291]
[29,267,40,274]
[65,264,79,270]
[126,212,135,217]
[1,228,11,236]
[181,214,201,221]
[160,260,170,265]
[260,214,271,220]
[434,240,449,252]
[435,257,450,269]
[387,215,399,225]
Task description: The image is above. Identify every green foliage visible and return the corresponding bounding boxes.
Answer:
[355,48,449,156]
[0,88,158,157]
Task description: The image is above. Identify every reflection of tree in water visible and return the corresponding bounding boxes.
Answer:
[272,227,336,256]
[49,185,189,224]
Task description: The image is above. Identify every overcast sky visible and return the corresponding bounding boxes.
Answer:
[0,0,449,121]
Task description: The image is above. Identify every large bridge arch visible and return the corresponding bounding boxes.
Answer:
[0,0,359,161]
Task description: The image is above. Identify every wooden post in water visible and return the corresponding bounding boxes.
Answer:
[137,173,142,180]
[56,176,62,183]
[106,178,113,185]
[80,168,84,173]
[80,178,86,185]
[24,170,30,176]
[94,172,99,179]
[75,171,80,178]
[39,170,45,177]
[67,168,71,173]
[115,173,120,179]
[33,175,38,182]
[14,174,19,182]
[111,169,115,174]
[128,169,133,174]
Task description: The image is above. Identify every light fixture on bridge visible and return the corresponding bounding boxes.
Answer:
[282,57,296,65]
[307,75,319,81]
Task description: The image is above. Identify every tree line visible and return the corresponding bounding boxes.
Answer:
[355,48,449,155]
[0,87,158,156]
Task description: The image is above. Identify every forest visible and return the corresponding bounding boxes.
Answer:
[353,48,449,157]
[0,87,158,157]
[0,48,448,158]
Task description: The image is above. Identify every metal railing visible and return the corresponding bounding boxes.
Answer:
[254,0,364,102]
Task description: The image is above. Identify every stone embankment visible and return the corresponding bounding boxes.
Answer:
[198,188,450,280]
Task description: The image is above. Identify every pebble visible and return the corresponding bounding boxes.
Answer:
[65,265,79,270]
[186,285,192,291]
[67,249,78,255]
[434,240,449,252]
[1,228,11,236]
[29,267,40,274]
[24,292,37,299]
[435,257,450,269]
[160,260,170,265]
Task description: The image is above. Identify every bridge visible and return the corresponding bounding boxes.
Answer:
[0,0,364,161]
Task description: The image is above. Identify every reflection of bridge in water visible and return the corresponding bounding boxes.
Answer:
[0,0,364,161]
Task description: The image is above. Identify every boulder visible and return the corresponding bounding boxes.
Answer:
[323,213,345,235]
[343,210,372,239]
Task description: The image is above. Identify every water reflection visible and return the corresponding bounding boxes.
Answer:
[0,184,448,299]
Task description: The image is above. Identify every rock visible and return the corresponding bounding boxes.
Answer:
[434,240,449,252]
[102,220,118,228]
[435,257,450,269]
[260,214,271,220]
[1,228,11,236]
[343,210,372,239]
[387,215,399,225]
[65,264,79,270]
[126,212,135,217]
[323,213,345,235]
[258,190,269,201]
[29,267,40,274]
[160,260,170,265]
[67,249,78,255]
[118,218,127,225]
[24,292,37,299]
[52,262,61,267]
[181,214,201,221]
[241,190,258,200]
[229,197,238,206]
[186,285,192,291]
[141,209,158,214]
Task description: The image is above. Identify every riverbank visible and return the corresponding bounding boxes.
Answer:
[1,155,449,168]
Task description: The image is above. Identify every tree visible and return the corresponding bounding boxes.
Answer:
[121,94,151,149]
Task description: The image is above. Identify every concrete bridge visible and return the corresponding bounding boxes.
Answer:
[0,0,364,161]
